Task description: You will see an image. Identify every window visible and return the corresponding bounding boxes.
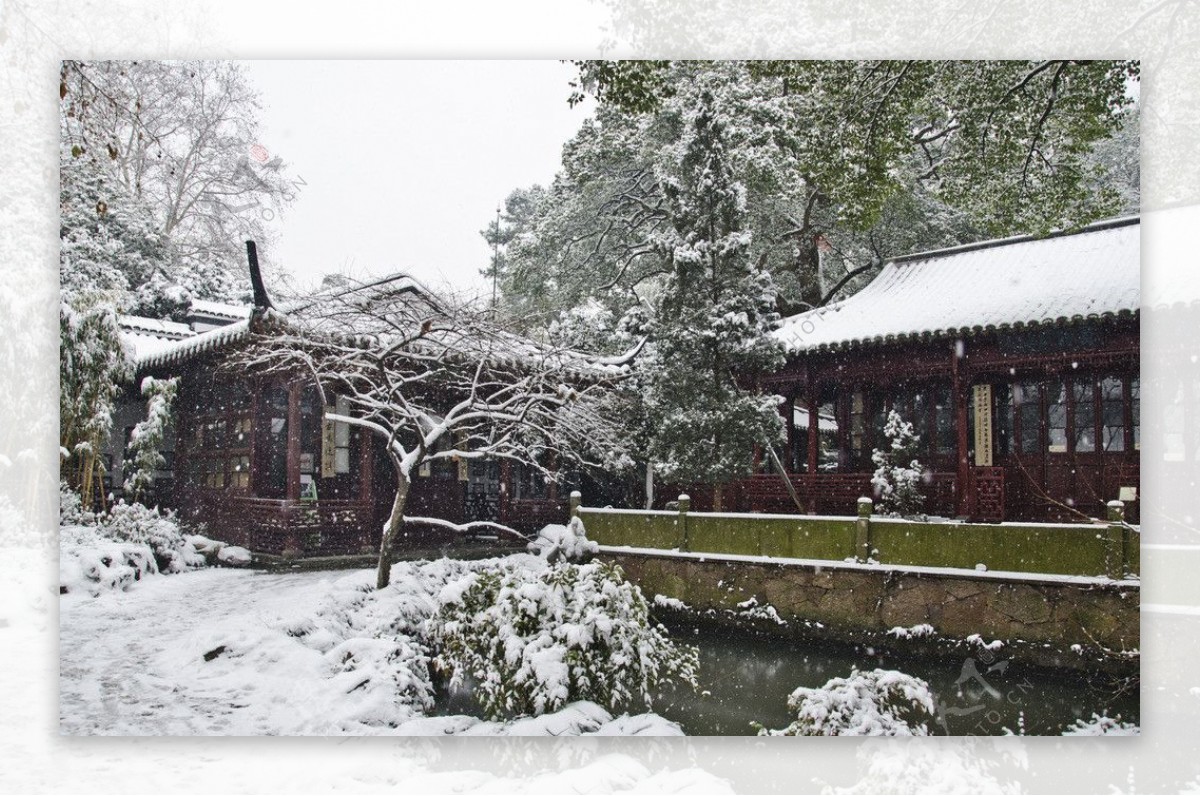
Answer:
[818,400,840,472]
[1046,381,1068,453]
[1014,381,1042,454]
[1073,380,1096,453]
[1101,377,1125,452]
[191,380,253,492]
[514,462,548,500]
[1131,377,1140,451]
[933,386,954,453]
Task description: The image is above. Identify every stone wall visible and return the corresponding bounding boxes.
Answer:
[602,547,1140,674]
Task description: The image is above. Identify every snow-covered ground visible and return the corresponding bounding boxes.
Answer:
[59,562,684,737]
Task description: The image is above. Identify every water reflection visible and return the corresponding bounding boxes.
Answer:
[651,623,1138,736]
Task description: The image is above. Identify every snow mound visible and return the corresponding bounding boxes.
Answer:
[59,528,158,597]
[759,668,937,736]
[216,545,252,566]
[886,623,937,640]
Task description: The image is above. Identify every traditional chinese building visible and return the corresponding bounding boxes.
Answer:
[732,216,1140,523]
[109,267,604,559]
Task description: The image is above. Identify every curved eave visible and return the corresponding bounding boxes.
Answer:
[134,318,253,373]
[791,308,1140,357]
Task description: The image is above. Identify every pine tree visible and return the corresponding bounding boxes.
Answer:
[644,89,785,499]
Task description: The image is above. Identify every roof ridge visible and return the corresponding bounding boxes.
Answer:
[888,215,1140,267]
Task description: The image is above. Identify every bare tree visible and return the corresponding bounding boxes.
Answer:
[236,276,634,589]
[60,60,296,309]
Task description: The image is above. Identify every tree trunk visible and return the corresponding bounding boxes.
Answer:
[644,462,655,510]
[796,235,822,310]
[375,474,411,590]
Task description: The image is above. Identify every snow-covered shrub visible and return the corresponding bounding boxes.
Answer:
[527,516,598,563]
[758,668,937,736]
[323,635,436,726]
[870,410,924,516]
[431,560,699,720]
[59,523,160,596]
[102,500,205,573]
[1061,713,1140,736]
[59,480,91,527]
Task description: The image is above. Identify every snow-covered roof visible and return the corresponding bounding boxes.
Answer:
[776,216,1140,354]
[187,299,251,321]
[119,315,195,340]
[135,319,251,371]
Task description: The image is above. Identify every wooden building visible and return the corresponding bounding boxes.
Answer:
[113,277,587,558]
[731,216,1140,523]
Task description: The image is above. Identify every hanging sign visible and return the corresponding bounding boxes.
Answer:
[321,408,336,478]
[973,384,993,467]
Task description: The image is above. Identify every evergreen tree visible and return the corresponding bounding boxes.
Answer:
[870,410,924,517]
[643,90,785,496]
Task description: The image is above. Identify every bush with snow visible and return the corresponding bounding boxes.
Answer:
[431,559,699,720]
[527,516,598,564]
[870,410,924,517]
[103,500,206,573]
[758,667,937,736]
[1061,713,1139,736]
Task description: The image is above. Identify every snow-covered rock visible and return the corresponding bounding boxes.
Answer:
[216,545,252,567]
[527,516,598,563]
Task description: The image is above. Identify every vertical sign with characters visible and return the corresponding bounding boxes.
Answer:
[973,384,993,467]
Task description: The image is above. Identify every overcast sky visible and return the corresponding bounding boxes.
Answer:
[245,60,593,299]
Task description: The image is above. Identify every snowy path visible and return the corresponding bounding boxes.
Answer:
[60,567,342,735]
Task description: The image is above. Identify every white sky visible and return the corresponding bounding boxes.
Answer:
[244,60,593,299]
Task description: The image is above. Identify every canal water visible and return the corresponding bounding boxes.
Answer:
[437,623,1138,736]
[650,623,1139,736]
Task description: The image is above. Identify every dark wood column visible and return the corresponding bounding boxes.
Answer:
[952,339,971,516]
[286,381,301,501]
[807,392,820,476]
[783,395,795,472]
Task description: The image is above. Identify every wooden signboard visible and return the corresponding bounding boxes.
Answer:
[321,408,336,478]
[973,384,993,467]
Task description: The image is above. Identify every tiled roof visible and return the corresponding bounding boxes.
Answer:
[135,318,251,370]
[187,300,251,320]
[776,216,1140,354]
[119,315,195,340]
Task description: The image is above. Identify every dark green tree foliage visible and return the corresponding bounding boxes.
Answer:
[644,91,785,485]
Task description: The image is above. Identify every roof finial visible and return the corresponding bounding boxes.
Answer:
[245,240,274,311]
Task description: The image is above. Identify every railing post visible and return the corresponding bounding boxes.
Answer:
[856,497,873,563]
[1106,500,1127,579]
[678,493,691,552]
[569,490,581,519]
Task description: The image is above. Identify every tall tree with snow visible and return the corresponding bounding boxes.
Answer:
[237,281,633,589]
[59,296,132,508]
[495,60,1136,326]
[642,89,785,501]
[870,410,924,517]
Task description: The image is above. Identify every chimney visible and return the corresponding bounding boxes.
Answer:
[246,240,274,310]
